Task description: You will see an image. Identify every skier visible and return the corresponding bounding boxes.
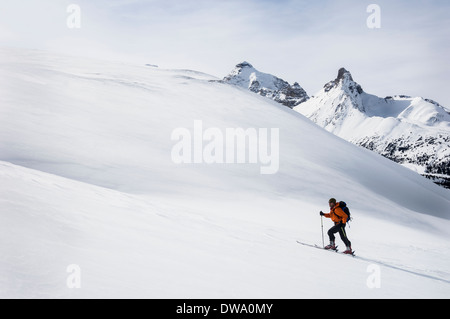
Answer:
[320,198,353,254]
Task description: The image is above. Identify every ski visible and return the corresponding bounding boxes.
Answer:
[296,241,338,251]
[296,241,355,256]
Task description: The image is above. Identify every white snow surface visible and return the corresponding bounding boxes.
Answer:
[1,48,450,298]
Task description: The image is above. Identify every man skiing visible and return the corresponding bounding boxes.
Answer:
[320,198,353,254]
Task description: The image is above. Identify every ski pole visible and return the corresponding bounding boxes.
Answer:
[321,215,324,248]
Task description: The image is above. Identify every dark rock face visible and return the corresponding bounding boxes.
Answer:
[357,135,450,189]
[251,81,309,108]
[324,68,363,95]
[279,82,310,108]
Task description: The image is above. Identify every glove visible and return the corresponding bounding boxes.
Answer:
[320,211,325,216]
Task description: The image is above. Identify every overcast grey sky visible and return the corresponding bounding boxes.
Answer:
[1,0,449,106]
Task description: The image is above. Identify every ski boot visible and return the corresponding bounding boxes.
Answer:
[343,246,353,255]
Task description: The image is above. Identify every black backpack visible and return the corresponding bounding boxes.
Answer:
[339,201,351,223]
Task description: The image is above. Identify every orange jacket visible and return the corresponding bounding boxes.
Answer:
[323,202,348,224]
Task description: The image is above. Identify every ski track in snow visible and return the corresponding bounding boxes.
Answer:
[353,255,450,285]
[297,240,450,286]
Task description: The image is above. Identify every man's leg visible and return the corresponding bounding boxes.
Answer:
[338,224,351,248]
[327,224,340,247]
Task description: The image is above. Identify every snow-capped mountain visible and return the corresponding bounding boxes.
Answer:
[223,62,309,108]
[294,68,450,189]
[1,48,450,298]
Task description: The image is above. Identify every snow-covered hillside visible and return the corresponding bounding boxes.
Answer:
[223,62,309,108]
[1,48,450,298]
[294,68,450,189]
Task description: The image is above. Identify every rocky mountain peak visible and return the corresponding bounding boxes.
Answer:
[324,67,363,95]
[337,67,354,82]
[223,62,309,108]
[294,67,450,189]
[235,61,254,69]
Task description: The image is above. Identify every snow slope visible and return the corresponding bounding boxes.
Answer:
[294,68,450,188]
[1,48,450,298]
